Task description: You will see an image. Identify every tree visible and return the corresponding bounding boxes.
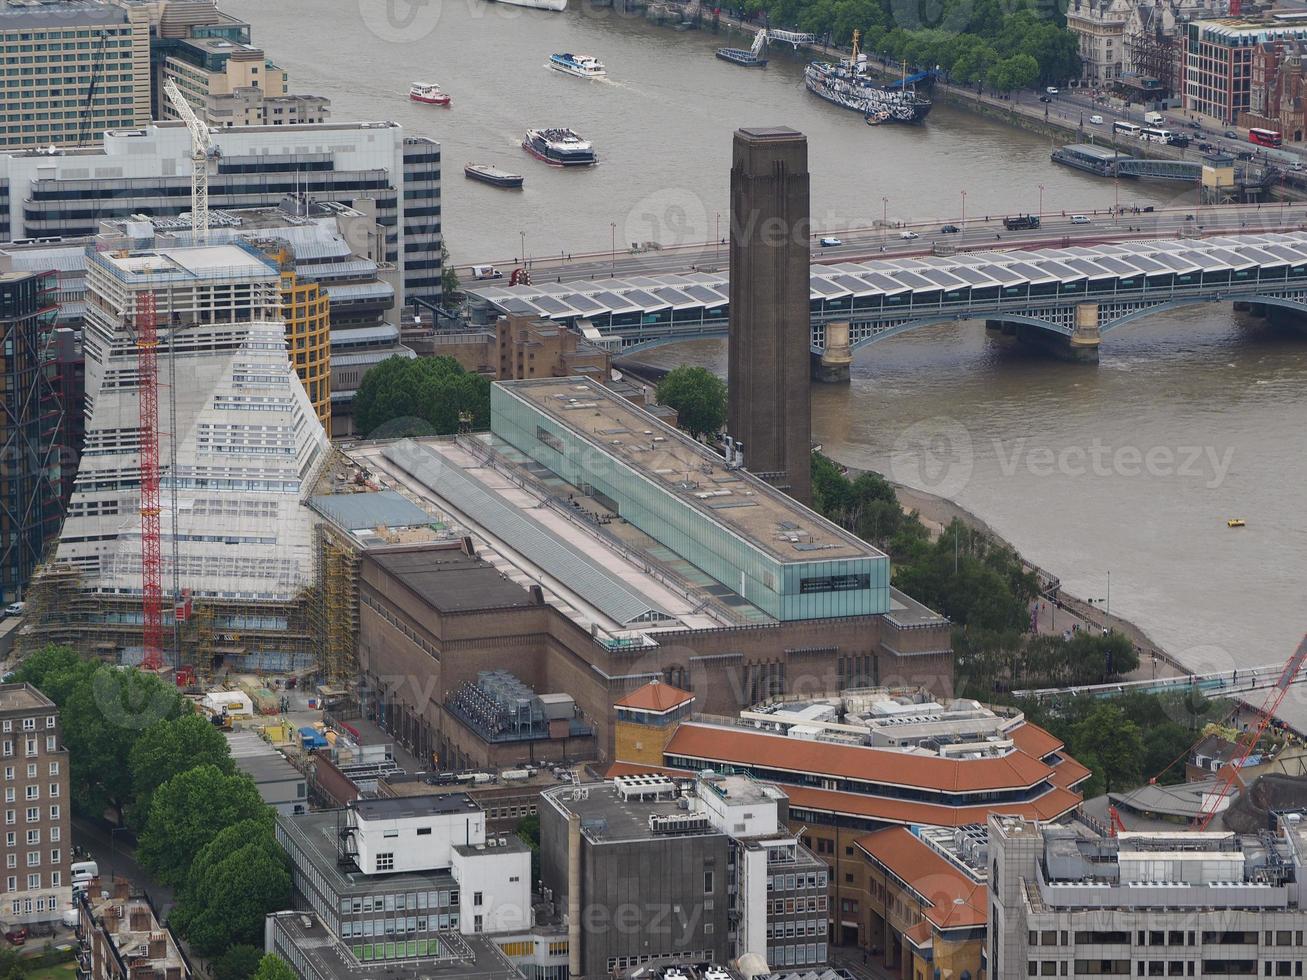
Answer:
[127,713,235,831]
[137,766,271,886]
[352,355,491,438]
[252,955,297,980]
[987,53,1039,93]
[171,820,290,956]
[515,813,541,883]
[0,946,26,980]
[655,366,727,439]
[441,243,459,298]
[1072,703,1144,794]
[10,644,82,694]
[211,945,263,980]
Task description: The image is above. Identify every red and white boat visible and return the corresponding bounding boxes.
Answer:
[409,82,451,106]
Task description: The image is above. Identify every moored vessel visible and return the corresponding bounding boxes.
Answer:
[487,0,567,10]
[465,163,525,188]
[522,128,597,167]
[549,53,606,78]
[409,82,451,106]
[716,28,768,67]
[804,31,930,124]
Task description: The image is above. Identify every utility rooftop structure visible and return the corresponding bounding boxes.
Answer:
[491,377,888,620]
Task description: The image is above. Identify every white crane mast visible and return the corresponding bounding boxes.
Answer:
[163,79,216,244]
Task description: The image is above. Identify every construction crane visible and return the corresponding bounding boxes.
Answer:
[163,79,218,243]
[76,31,108,147]
[135,291,164,671]
[1195,633,1307,830]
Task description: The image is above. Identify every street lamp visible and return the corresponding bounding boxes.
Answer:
[715,211,721,263]
[1037,184,1045,217]
[519,230,526,268]
[960,190,967,231]
[609,222,616,277]
[881,196,888,245]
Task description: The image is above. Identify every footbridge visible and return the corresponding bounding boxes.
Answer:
[464,231,1307,379]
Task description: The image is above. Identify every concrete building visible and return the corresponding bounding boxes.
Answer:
[540,772,828,978]
[0,683,71,925]
[77,881,191,980]
[609,684,1089,953]
[417,314,610,385]
[225,730,307,816]
[988,811,1307,980]
[1068,0,1131,83]
[28,240,329,670]
[0,121,441,311]
[1184,17,1307,125]
[0,0,150,151]
[160,36,328,128]
[0,271,63,603]
[727,127,812,503]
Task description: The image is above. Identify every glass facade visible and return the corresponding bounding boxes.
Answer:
[490,384,889,621]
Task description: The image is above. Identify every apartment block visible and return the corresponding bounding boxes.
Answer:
[160,36,328,128]
[0,683,70,925]
[76,881,191,980]
[0,0,150,150]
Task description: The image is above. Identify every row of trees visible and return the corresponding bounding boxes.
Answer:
[353,355,491,438]
[14,647,290,966]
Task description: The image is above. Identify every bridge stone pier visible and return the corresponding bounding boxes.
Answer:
[813,321,853,382]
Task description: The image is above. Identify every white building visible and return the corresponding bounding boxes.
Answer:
[1067,0,1132,83]
[54,241,328,633]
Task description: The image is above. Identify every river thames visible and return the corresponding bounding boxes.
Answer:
[228,0,1307,702]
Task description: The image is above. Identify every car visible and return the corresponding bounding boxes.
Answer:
[1224,129,1239,139]
[4,929,25,947]
[1039,95,1052,103]
[1291,161,1305,172]
[1168,135,1190,147]
[1198,141,1213,152]
[2,602,25,618]
[1046,86,1059,95]
[899,231,919,240]
[1235,150,1255,161]
[1185,214,1195,221]
[818,236,842,247]
[1188,120,1202,129]
[940,224,960,234]
[1070,215,1090,224]
[1089,114,1104,125]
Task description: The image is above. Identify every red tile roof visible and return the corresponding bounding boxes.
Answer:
[856,827,987,934]
[1009,722,1064,759]
[664,722,1054,794]
[614,680,695,713]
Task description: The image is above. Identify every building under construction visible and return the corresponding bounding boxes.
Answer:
[22,240,330,677]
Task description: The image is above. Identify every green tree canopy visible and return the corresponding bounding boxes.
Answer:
[211,945,264,980]
[987,53,1040,93]
[171,819,290,956]
[127,712,236,830]
[1071,703,1144,794]
[655,366,727,439]
[252,955,297,980]
[137,766,272,886]
[353,355,491,438]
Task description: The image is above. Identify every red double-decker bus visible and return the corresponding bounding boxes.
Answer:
[1249,128,1283,147]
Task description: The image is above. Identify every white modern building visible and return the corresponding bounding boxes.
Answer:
[0,121,441,310]
[988,812,1307,980]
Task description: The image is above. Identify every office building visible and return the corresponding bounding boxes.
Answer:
[727,127,812,503]
[609,683,1089,952]
[988,812,1307,980]
[77,880,191,980]
[417,314,610,385]
[0,270,62,603]
[27,240,329,670]
[0,0,150,151]
[0,683,71,925]
[1185,18,1307,124]
[160,36,328,128]
[540,772,828,978]
[0,121,441,311]
[225,730,307,816]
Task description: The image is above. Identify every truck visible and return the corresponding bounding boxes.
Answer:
[1144,111,1164,125]
[1003,214,1041,231]
[471,265,502,280]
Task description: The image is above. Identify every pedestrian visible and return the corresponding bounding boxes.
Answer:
[862,952,867,964]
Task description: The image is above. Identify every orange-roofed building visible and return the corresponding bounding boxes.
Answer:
[614,680,696,766]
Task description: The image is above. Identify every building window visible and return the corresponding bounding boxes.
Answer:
[25,808,36,823]
[705,870,714,894]
[375,853,394,872]
[25,830,37,845]
[21,719,33,732]
[25,873,38,889]
[474,892,482,907]
[43,718,53,730]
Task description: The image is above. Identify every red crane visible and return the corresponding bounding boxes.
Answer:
[1195,633,1307,830]
[136,290,164,671]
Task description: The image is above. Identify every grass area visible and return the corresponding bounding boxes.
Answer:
[24,960,77,980]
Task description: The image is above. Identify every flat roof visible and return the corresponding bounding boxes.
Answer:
[496,378,883,565]
[278,810,461,894]
[367,547,538,614]
[354,794,481,819]
[310,490,435,532]
[544,781,724,844]
[90,242,278,284]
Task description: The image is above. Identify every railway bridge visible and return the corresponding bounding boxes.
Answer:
[464,232,1307,380]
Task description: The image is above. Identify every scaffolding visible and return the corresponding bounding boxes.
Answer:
[311,523,360,684]
[1126,16,1179,98]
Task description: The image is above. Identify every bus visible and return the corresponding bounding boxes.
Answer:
[1113,121,1142,137]
[1140,127,1173,143]
[1249,128,1283,147]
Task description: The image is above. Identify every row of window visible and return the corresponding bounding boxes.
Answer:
[0,718,54,733]
[1032,929,1306,947]
[767,943,827,967]
[1,736,57,757]
[2,784,58,802]
[2,848,58,868]
[766,918,825,939]
[340,914,459,939]
[768,871,827,891]
[4,871,57,891]
[769,896,828,916]
[1030,960,1307,977]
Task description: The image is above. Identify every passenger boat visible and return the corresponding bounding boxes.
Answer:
[465,163,525,188]
[1227,518,1246,528]
[521,128,597,167]
[409,82,451,106]
[487,0,567,10]
[716,28,768,68]
[549,53,606,78]
[804,30,931,124]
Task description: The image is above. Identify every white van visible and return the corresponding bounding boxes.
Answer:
[1144,111,1164,125]
[470,265,502,281]
[1070,215,1091,224]
[70,860,98,882]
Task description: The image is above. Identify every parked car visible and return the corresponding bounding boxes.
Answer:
[940,224,960,234]
[1039,95,1052,103]
[899,230,919,240]
[2,602,25,618]
[4,929,26,947]
[1070,215,1091,224]
[1089,114,1104,125]
[1168,134,1190,147]
[1188,120,1202,129]
[819,237,842,247]
[1224,129,1239,139]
